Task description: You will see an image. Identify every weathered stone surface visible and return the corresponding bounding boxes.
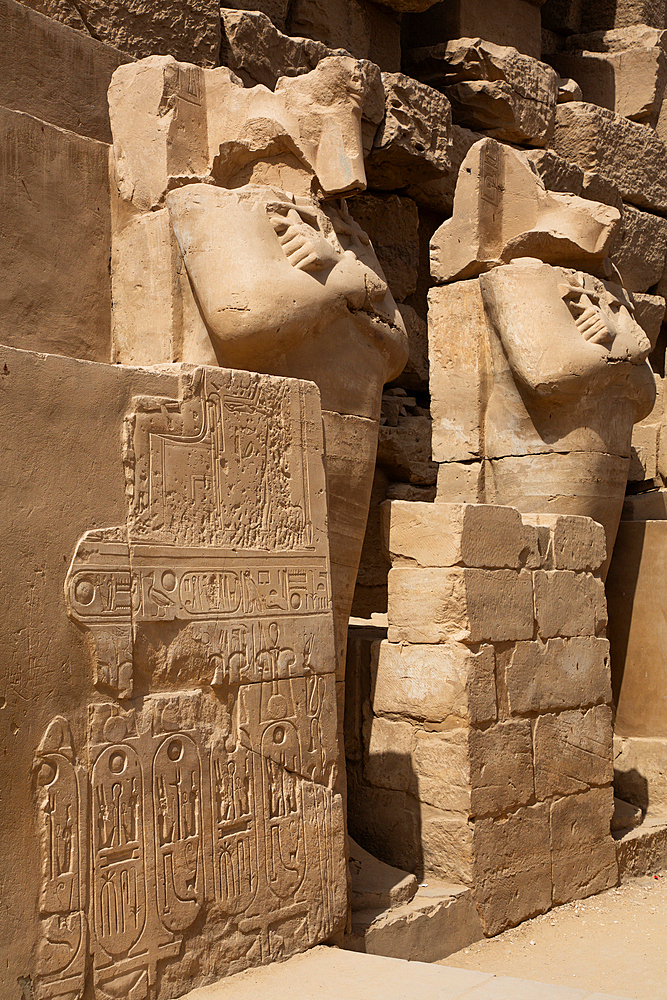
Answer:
[550,29,667,126]
[469,721,534,817]
[472,804,552,936]
[221,0,291,34]
[614,735,667,817]
[404,0,543,60]
[632,293,666,346]
[349,194,419,302]
[286,0,401,71]
[372,640,497,726]
[0,107,111,361]
[0,349,346,998]
[348,777,422,875]
[550,788,618,904]
[542,0,583,35]
[523,147,585,195]
[0,0,131,143]
[407,39,559,146]
[348,836,417,913]
[431,139,620,284]
[501,637,612,715]
[524,513,607,571]
[411,729,471,813]
[533,570,607,638]
[387,567,535,644]
[436,461,484,504]
[421,805,474,884]
[381,501,534,569]
[396,304,428,392]
[406,123,479,214]
[377,401,437,486]
[428,281,485,462]
[365,716,414,792]
[551,101,667,214]
[557,76,583,102]
[607,521,667,738]
[365,73,451,190]
[580,0,667,31]
[21,0,221,64]
[628,421,659,480]
[534,706,614,798]
[609,204,667,292]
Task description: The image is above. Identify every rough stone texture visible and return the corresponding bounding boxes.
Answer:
[551,101,667,214]
[609,204,667,292]
[0,107,111,361]
[381,501,535,570]
[525,514,607,572]
[365,716,414,792]
[407,39,559,146]
[0,0,131,143]
[469,721,535,817]
[20,0,222,64]
[614,735,667,817]
[365,73,451,190]
[406,123,480,214]
[580,0,667,31]
[221,0,291,34]
[387,567,535,644]
[534,706,614,798]
[550,29,667,126]
[376,401,437,486]
[523,147,585,195]
[396,304,428,392]
[436,461,485,504]
[542,0,583,35]
[501,637,612,715]
[372,640,497,726]
[533,570,607,638]
[404,0,544,60]
[632,293,666,346]
[286,0,401,71]
[0,349,347,999]
[550,788,618,904]
[472,804,553,936]
[349,194,419,302]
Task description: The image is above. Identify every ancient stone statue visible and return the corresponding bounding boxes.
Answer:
[429,138,655,573]
[108,54,408,676]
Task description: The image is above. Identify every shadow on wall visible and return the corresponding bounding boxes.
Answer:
[344,624,425,880]
[606,519,646,709]
[614,767,650,815]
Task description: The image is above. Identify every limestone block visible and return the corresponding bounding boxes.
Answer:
[430,139,621,284]
[607,521,667,738]
[609,204,667,293]
[502,637,612,715]
[349,194,419,303]
[428,281,485,460]
[469,721,534,817]
[436,461,485,504]
[364,716,414,792]
[629,421,659,480]
[365,73,452,190]
[221,0,291,34]
[407,39,559,146]
[406,123,480,214]
[533,570,607,638]
[472,804,552,936]
[0,0,131,143]
[0,349,347,997]
[411,729,472,813]
[633,293,666,348]
[613,735,667,816]
[347,778,423,875]
[579,0,667,31]
[372,640,497,726]
[551,101,667,214]
[404,0,543,60]
[533,706,614,798]
[377,406,436,486]
[397,304,428,392]
[381,501,534,569]
[581,169,623,210]
[542,0,583,35]
[523,147,585,195]
[387,567,535,644]
[523,513,607,571]
[21,0,221,64]
[386,482,436,502]
[550,788,618,904]
[421,805,474,885]
[286,0,401,71]
[621,486,667,519]
[0,107,111,362]
[550,31,667,126]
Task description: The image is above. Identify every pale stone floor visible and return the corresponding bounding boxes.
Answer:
[441,872,667,999]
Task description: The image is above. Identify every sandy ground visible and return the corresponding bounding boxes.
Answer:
[440,873,667,999]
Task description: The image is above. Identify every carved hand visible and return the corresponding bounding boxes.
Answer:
[270,208,340,272]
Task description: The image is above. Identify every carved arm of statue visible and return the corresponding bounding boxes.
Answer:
[479,257,654,412]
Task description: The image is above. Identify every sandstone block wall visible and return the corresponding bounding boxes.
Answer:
[347,503,618,936]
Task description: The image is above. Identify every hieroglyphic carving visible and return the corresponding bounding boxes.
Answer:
[48,368,343,998]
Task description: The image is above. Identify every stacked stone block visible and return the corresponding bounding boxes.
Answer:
[348,502,617,936]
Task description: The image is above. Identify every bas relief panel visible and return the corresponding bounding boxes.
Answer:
[34,367,344,1000]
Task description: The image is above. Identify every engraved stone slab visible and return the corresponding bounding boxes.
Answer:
[0,349,344,999]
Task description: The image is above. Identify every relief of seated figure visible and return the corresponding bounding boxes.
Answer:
[108,54,408,672]
[429,138,655,574]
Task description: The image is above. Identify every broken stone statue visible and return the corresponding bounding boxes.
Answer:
[108,54,408,679]
[429,138,655,572]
